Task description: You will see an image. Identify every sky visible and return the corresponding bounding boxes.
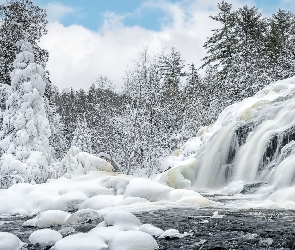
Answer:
[28,0,295,91]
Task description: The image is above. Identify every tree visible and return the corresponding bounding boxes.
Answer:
[201,2,269,109]
[201,1,237,77]
[0,0,48,85]
[0,84,11,139]
[0,40,51,188]
[182,63,207,139]
[71,115,93,154]
[265,9,295,80]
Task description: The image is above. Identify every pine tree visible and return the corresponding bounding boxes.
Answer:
[0,0,48,85]
[182,64,207,139]
[265,9,295,80]
[0,40,51,188]
[71,115,93,154]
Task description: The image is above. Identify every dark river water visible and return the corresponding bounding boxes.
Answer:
[1,195,295,249]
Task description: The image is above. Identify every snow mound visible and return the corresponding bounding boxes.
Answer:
[0,232,24,250]
[23,210,78,228]
[56,146,113,178]
[79,195,122,210]
[104,210,142,229]
[109,230,158,250]
[124,178,210,206]
[0,170,210,216]
[52,233,108,250]
[29,229,62,246]
[139,224,164,236]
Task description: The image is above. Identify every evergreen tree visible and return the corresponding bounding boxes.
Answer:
[182,64,206,139]
[71,115,93,154]
[265,9,295,80]
[0,0,48,85]
[0,40,51,187]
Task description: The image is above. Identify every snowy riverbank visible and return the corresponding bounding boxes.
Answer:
[0,170,210,249]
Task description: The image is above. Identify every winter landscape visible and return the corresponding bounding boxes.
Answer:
[1,0,295,249]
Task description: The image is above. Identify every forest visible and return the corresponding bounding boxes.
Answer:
[0,0,295,183]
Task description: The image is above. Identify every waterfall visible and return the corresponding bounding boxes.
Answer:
[161,77,295,203]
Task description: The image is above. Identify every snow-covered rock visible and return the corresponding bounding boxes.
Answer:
[52,233,108,250]
[104,210,142,229]
[29,229,62,246]
[23,210,78,228]
[0,232,24,250]
[109,231,158,250]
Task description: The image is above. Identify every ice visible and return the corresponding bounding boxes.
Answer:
[109,231,158,250]
[23,210,78,228]
[211,211,225,219]
[29,229,62,246]
[0,232,24,250]
[158,228,192,239]
[139,224,164,236]
[159,229,181,238]
[158,76,295,206]
[221,181,244,195]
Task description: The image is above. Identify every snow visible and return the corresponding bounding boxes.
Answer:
[54,146,113,178]
[159,76,295,206]
[211,211,225,219]
[159,229,193,239]
[52,233,108,250]
[139,224,164,236]
[0,232,24,250]
[109,231,158,250]
[104,210,141,229]
[79,195,122,210]
[0,40,51,188]
[29,229,62,246]
[23,210,78,228]
[0,169,210,249]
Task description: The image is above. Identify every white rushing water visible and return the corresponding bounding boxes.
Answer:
[161,76,295,207]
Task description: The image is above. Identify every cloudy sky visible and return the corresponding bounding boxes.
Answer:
[30,0,295,91]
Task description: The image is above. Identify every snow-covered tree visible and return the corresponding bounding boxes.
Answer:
[0,84,11,139]
[0,40,51,188]
[265,9,295,80]
[0,0,48,85]
[71,115,93,154]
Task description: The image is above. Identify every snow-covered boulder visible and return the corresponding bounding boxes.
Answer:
[109,231,158,250]
[23,210,78,228]
[0,232,24,250]
[29,229,62,246]
[52,233,108,250]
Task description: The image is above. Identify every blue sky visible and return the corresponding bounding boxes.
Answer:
[33,0,179,31]
[33,0,293,31]
[32,0,295,90]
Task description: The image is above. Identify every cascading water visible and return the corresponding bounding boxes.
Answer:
[161,76,295,205]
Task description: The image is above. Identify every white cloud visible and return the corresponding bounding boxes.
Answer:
[44,2,75,22]
[40,0,256,91]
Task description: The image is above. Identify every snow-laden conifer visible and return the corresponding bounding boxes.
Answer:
[71,115,93,154]
[0,40,51,188]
